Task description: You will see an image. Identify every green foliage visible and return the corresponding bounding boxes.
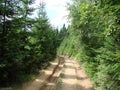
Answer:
[0,0,59,86]
[58,0,120,89]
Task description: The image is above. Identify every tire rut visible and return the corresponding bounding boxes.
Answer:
[39,56,64,90]
[3,56,93,90]
[11,56,64,90]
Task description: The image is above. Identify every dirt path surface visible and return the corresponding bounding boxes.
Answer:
[1,56,93,90]
[60,57,93,90]
[12,56,65,90]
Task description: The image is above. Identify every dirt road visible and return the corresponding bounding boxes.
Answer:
[2,56,93,90]
[14,56,64,90]
[59,57,93,90]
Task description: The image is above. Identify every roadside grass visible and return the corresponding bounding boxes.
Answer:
[54,63,66,90]
[54,77,62,90]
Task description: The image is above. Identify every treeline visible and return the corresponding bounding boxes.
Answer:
[58,0,120,90]
[0,0,66,86]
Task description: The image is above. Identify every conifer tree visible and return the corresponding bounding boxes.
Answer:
[0,0,35,85]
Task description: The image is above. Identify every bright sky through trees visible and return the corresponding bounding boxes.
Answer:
[34,0,70,29]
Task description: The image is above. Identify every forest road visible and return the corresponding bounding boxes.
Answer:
[11,56,93,90]
[57,57,94,90]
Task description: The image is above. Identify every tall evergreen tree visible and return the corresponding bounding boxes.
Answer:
[0,0,35,85]
[29,1,59,70]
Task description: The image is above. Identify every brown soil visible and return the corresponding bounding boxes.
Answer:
[1,56,94,90]
[60,57,94,90]
[13,56,64,90]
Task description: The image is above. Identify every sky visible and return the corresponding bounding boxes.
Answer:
[34,0,71,29]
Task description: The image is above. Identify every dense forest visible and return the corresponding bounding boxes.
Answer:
[58,0,120,90]
[0,0,120,90]
[0,0,67,86]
